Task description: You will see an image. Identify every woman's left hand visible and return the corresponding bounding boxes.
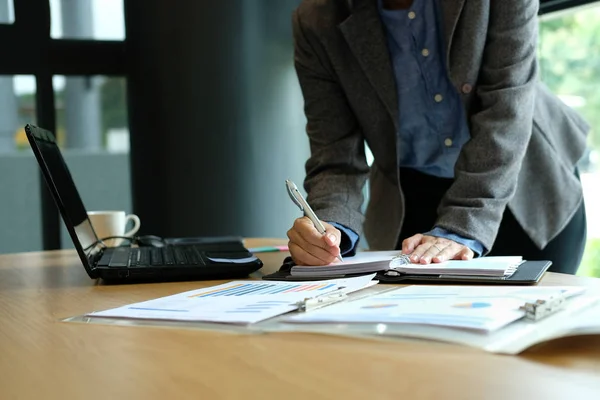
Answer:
[401,234,474,264]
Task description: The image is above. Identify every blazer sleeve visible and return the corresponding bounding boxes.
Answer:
[292,9,370,238]
[435,0,540,253]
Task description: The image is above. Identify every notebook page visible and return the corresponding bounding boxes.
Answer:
[391,256,523,276]
[291,251,401,276]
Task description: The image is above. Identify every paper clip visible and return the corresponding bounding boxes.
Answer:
[296,287,348,312]
[519,294,566,321]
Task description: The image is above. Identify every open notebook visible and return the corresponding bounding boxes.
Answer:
[262,251,552,285]
[290,252,524,278]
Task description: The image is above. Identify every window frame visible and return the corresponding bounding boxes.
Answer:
[0,0,126,250]
[1,0,596,250]
[540,0,600,14]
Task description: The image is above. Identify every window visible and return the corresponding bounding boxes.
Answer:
[53,75,129,152]
[0,75,42,253]
[0,0,14,24]
[0,0,127,252]
[0,73,131,253]
[51,75,131,249]
[50,0,125,40]
[539,2,600,277]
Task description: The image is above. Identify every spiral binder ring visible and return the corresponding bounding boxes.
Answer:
[390,254,411,267]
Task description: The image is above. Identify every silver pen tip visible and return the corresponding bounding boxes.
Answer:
[285,179,297,190]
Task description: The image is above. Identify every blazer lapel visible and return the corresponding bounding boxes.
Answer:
[339,0,399,127]
[338,0,465,123]
[439,0,466,67]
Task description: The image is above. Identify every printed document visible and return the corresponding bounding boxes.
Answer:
[87,274,376,324]
[285,285,586,332]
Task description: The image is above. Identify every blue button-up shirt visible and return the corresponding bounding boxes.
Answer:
[381,0,468,178]
[332,0,484,257]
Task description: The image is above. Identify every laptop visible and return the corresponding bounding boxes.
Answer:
[24,124,263,282]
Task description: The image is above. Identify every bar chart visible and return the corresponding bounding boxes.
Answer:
[190,282,338,298]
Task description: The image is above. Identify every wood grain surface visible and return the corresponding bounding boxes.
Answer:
[1,238,599,400]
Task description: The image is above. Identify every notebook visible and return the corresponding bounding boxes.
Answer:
[290,252,523,278]
[262,251,552,285]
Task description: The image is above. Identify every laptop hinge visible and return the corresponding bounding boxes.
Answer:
[88,248,103,267]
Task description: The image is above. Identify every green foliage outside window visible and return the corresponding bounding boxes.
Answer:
[580,238,600,277]
[538,5,600,277]
[539,6,600,161]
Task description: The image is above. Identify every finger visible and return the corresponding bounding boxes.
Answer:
[402,234,423,254]
[293,218,342,259]
[288,241,337,266]
[292,217,331,250]
[431,242,461,263]
[456,247,475,261]
[288,229,336,261]
[287,228,339,264]
[431,243,474,263]
[322,222,341,247]
[288,242,323,266]
[418,243,450,264]
[409,241,433,263]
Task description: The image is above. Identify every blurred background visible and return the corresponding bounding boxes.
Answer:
[0,0,598,277]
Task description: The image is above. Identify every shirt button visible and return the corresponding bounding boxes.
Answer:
[444,138,453,147]
[421,48,430,57]
[434,94,443,102]
[461,83,473,94]
[408,11,416,19]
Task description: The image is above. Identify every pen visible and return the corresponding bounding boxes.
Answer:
[285,179,344,263]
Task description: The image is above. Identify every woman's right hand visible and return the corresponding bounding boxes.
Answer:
[287,217,342,266]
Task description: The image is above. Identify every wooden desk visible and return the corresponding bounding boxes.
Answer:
[1,238,600,400]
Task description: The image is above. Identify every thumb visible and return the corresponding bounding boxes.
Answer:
[323,225,341,247]
[457,247,475,261]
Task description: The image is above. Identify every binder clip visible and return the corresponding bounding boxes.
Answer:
[296,287,348,312]
[519,294,566,321]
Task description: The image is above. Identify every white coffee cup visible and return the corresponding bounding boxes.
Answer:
[87,210,141,247]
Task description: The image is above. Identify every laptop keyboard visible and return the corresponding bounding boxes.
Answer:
[98,246,206,268]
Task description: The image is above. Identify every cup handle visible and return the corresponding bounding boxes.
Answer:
[124,214,141,237]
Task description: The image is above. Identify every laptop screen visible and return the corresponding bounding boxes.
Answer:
[25,124,99,276]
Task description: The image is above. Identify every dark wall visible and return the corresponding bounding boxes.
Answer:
[124,0,309,239]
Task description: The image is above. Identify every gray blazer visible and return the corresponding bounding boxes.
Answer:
[293,0,590,252]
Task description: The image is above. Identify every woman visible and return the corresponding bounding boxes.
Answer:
[286,0,589,274]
